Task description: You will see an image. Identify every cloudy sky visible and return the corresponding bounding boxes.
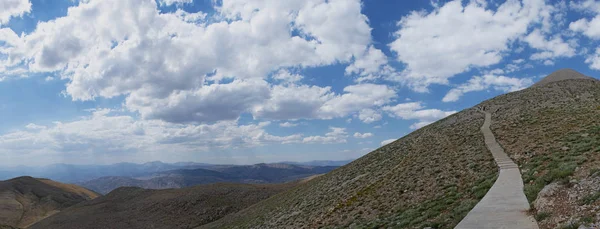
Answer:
[0,0,599,166]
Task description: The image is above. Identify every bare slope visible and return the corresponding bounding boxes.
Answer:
[0,177,98,228]
[480,75,600,228]
[531,68,594,87]
[30,182,299,229]
[203,70,599,229]
[203,108,495,228]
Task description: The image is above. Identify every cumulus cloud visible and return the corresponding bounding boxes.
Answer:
[0,0,31,25]
[303,127,348,144]
[0,0,373,124]
[253,83,396,121]
[271,69,303,84]
[380,138,396,146]
[353,132,373,139]
[569,0,600,70]
[569,0,600,39]
[158,0,193,6]
[279,122,298,127]
[0,110,304,165]
[345,46,397,82]
[524,29,576,60]
[382,102,456,129]
[126,79,271,123]
[389,0,555,91]
[357,108,382,123]
[443,74,534,102]
[586,48,600,70]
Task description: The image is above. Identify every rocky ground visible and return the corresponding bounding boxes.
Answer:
[481,78,600,228]
[202,106,497,229]
[203,75,598,229]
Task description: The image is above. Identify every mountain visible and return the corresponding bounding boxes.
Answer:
[0,161,209,183]
[278,159,354,167]
[200,69,600,229]
[79,163,338,194]
[531,68,594,87]
[0,177,99,228]
[30,182,300,229]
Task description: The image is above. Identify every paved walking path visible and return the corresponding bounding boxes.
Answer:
[455,111,539,229]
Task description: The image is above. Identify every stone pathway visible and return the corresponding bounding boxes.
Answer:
[455,111,539,229]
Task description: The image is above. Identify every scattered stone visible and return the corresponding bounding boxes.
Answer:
[562,146,570,151]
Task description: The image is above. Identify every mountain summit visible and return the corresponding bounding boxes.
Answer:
[532,68,595,87]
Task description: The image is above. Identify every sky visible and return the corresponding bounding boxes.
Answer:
[0,0,599,166]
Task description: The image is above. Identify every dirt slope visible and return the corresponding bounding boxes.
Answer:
[480,76,600,228]
[202,70,599,229]
[0,177,98,228]
[30,182,298,229]
[203,106,495,228]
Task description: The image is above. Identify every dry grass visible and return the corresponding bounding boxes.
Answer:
[203,78,599,229]
[202,108,496,229]
[480,78,600,229]
[37,178,100,199]
[30,182,297,229]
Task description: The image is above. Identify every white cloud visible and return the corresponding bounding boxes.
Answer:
[271,69,303,84]
[25,123,46,130]
[586,48,600,70]
[252,84,334,120]
[126,79,271,123]
[173,9,207,23]
[253,83,396,121]
[317,84,396,119]
[0,110,304,165]
[524,29,576,60]
[569,0,600,70]
[0,0,373,124]
[569,0,600,39]
[357,108,382,123]
[353,132,373,139]
[158,0,193,6]
[0,0,31,25]
[389,0,555,91]
[279,122,298,127]
[382,102,456,129]
[345,46,397,82]
[303,127,347,144]
[443,74,533,102]
[380,138,396,146]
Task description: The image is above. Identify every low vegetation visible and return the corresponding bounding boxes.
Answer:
[482,78,600,229]
[30,182,297,229]
[202,107,497,229]
[202,76,598,229]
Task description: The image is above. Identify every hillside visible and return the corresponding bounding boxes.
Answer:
[29,182,298,229]
[80,163,338,194]
[0,177,98,228]
[201,69,599,229]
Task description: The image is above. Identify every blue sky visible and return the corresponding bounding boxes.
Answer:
[0,0,599,166]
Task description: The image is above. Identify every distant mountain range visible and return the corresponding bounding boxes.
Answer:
[79,163,339,194]
[0,160,352,184]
